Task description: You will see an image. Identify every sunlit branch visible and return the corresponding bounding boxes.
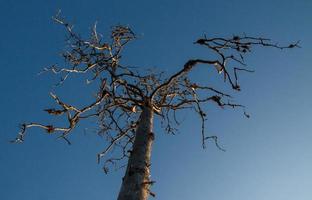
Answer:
[15,12,298,172]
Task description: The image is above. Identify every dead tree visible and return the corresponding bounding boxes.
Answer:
[12,13,299,200]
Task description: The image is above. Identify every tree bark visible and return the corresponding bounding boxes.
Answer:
[117,105,154,200]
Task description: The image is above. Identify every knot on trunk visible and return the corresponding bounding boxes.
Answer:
[141,180,156,186]
[148,132,155,140]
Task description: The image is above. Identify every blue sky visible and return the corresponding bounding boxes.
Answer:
[1,0,311,199]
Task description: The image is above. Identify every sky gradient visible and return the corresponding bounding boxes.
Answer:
[1,0,312,199]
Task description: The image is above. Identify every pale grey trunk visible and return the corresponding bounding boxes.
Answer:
[117,106,154,200]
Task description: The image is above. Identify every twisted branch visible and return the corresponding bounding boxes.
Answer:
[14,12,298,171]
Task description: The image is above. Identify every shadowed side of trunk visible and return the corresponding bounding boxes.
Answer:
[117,106,154,200]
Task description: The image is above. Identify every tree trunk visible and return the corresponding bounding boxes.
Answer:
[117,105,154,200]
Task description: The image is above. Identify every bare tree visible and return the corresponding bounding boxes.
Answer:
[12,13,299,200]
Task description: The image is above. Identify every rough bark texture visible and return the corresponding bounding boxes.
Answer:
[117,105,154,200]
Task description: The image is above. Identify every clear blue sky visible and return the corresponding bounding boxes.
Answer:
[1,0,311,199]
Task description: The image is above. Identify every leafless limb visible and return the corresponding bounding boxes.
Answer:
[14,12,298,171]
